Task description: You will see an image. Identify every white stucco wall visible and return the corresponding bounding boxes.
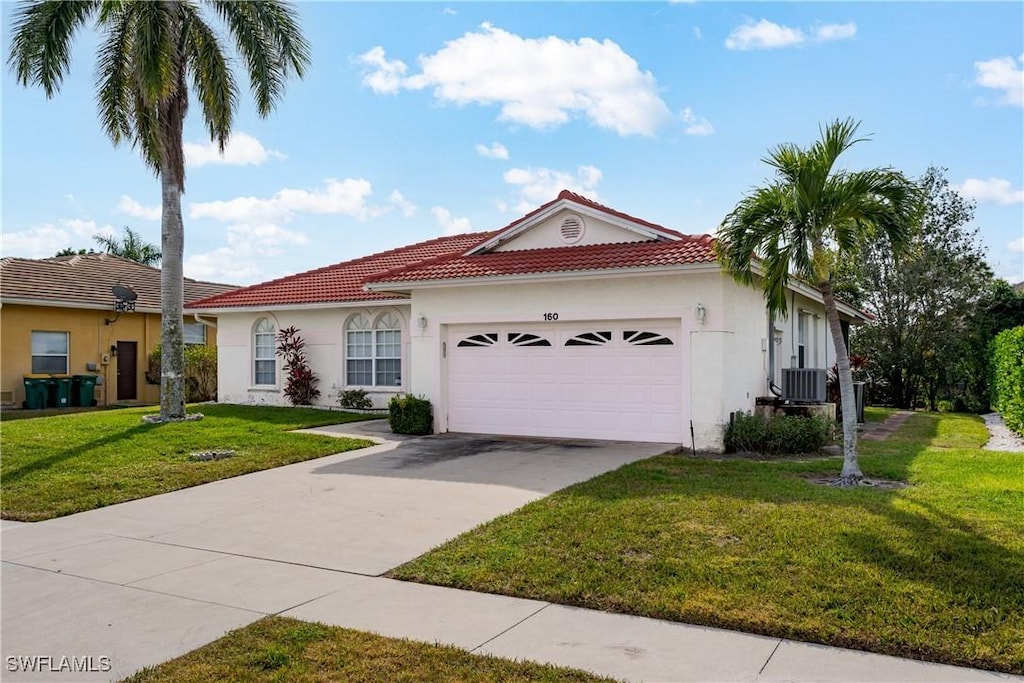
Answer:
[492,209,647,251]
[214,304,411,408]
[407,269,769,450]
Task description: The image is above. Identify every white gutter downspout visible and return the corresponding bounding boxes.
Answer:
[193,314,217,328]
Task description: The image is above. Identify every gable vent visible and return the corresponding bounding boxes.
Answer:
[559,214,586,244]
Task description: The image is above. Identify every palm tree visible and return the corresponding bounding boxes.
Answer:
[94,226,162,266]
[9,1,309,420]
[717,118,921,483]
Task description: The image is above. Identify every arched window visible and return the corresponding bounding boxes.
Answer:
[346,312,402,387]
[253,318,276,385]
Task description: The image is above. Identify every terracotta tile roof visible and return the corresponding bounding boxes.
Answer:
[186,232,494,309]
[368,235,717,285]
[0,253,237,311]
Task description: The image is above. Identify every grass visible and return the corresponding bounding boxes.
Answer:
[1,404,373,521]
[122,616,612,683]
[390,412,1024,674]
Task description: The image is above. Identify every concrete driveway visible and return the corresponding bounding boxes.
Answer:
[1,422,670,681]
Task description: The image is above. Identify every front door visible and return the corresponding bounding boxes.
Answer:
[117,341,137,400]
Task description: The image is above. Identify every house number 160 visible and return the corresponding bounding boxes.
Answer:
[543,312,559,321]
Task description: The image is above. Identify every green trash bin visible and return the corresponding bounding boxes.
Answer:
[48,376,73,409]
[23,375,49,410]
[72,375,98,407]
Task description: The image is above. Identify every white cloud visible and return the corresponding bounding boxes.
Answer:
[693,27,702,40]
[116,195,161,221]
[725,18,856,50]
[389,190,418,217]
[355,46,408,95]
[183,132,286,168]
[357,24,672,136]
[189,178,382,225]
[431,206,473,236]
[184,247,263,284]
[1,218,116,258]
[680,107,714,135]
[954,177,1024,205]
[441,7,457,15]
[225,223,308,257]
[974,55,1024,107]
[475,142,510,160]
[1008,236,1024,253]
[503,165,603,212]
[813,22,857,42]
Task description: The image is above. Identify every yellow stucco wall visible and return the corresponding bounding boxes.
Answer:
[1,304,217,408]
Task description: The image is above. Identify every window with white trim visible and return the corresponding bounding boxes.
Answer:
[797,312,811,369]
[183,321,206,345]
[346,313,402,387]
[253,318,276,385]
[31,331,68,374]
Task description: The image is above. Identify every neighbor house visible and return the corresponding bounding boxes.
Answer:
[188,191,867,450]
[0,253,237,407]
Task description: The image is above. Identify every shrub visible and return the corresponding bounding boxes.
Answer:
[338,388,373,410]
[147,343,218,402]
[388,395,433,435]
[990,326,1024,436]
[276,326,320,406]
[726,412,833,455]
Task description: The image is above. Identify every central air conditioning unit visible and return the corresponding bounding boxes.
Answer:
[781,368,827,403]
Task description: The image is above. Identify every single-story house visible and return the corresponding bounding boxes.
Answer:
[188,191,867,450]
[0,253,237,407]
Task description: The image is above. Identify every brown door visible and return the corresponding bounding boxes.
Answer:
[116,341,137,400]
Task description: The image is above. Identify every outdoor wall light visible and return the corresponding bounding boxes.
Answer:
[417,314,428,330]
[110,345,118,356]
[773,327,784,345]
[694,303,707,325]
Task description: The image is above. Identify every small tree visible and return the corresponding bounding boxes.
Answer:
[276,326,320,406]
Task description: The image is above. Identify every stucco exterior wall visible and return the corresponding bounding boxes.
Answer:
[408,269,758,450]
[214,304,411,408]
[492,210,647,251]
[0,304,218,407]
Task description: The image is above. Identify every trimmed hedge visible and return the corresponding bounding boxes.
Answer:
[388,395,433,435]
[990,325,1024,436]
[725,412,833,455]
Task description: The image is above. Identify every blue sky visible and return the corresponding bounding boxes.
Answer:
[3,2,1022,286]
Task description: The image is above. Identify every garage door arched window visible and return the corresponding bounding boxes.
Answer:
[253,318,276,385]
[346,313,402,387]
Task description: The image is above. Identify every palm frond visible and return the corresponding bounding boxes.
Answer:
[208,0,310,116]
[181,3,236,150]
[94,1,135,146]
[8,0,100,97]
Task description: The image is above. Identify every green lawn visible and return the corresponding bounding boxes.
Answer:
[391,412,1024,674]
[1,405,372,521]
[122,617,612,683]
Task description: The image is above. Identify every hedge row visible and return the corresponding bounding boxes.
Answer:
[990,325,1024,436]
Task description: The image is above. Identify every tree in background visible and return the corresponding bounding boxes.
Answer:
[93,227,161,266]
[853,167,1007,411]
[9,1,309,421]
[54,247,95,257]
[717,118,920,484]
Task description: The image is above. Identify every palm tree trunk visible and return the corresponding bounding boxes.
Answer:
[821,280,863,482]
[159,158,186,419]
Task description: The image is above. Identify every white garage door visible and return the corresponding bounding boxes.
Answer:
[447,320,684,443]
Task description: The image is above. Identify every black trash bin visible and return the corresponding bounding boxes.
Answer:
[23,375,49,410]
[71,375,98,407]
[48,376,73,408]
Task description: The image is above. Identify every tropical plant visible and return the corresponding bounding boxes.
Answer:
[276,326,320,406]
[338,388,374,410]
[94,226,161,266]
[54,247,94,256]
[717,118,920,484]
[147,343,218,402]
[9,0,310,421]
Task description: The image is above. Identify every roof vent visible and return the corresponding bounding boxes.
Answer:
[559,214,586,244]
